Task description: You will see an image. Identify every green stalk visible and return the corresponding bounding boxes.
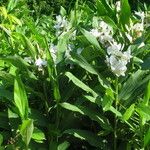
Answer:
[114,77,119,150]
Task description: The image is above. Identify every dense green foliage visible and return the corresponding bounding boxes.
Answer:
[0,0,150,150]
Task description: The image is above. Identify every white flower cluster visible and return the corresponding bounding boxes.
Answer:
[54,15,68,30]
[106,42,132,77]
[90,21,113,45]
[90,19,132,77]
[125,11,145,42]
[54,15,77,38]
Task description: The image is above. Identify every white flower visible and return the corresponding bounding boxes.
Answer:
[115,1,121,12]
[106,42,132,77]
[135,11,145,22]
[107,42,123,55]
[54,15,68,30]
[138,42,145,49]
[125,32,133,43]
[132,23,144,32]
[35,58,47,68]
[99,33,113,44]
[24,57,33,64]
[50,44,57,62]
[77,47,83,54]
[90,29,101,38]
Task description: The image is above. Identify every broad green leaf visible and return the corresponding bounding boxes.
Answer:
[65,72,98,97]
[81,29,103,54]
[102,88,114,111]
[14,75,29,120]
[120,0,131,25]
[60,6,67,16]
[64,129,103,148]
[136,104,150,125]
[57,141,70,150]
[20,119,34,146]
[123,104,135,121]
[32,128,45,143]
[60,102,112,131]
[144,128,150,147]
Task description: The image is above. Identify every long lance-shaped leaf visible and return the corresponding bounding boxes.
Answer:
[20,119,34,147]
[63,129,104,148]
[65,72,98,98]
[120,0,131,25]
[70,52,110,89]
[14,74,29,120]
[81,29,104,55]
[119,70,147,101]
[21,35,37,60]
[60,102,112,131]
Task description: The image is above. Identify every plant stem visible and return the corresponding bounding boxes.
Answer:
[114,77,119,150]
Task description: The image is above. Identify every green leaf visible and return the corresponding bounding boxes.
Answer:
[64,129,103,148]
[123,104,135,121]
[71,52,98,75]
[96,0,108,16]
[70,52,109,89]
[143,81,150,106]
[0,7,7,19]
[136,104,150,125]
[60,102,112,131]
[109,106,122,117]
[120,0,131,25]
[144,128,150,147]
[32,128,45,143]
[21,35,37,60]
[119,70,147,101]
[81,29,103,54]
[65,72,98,98]
[141,57,150,70]
[20,119,34,147]
[14,75,29,120]
[7,0,18,11]
[57,141,70,150]
[101,16,117,29]
[60,6,67,16]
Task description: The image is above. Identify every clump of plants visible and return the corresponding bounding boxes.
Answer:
[0,0,150,149]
